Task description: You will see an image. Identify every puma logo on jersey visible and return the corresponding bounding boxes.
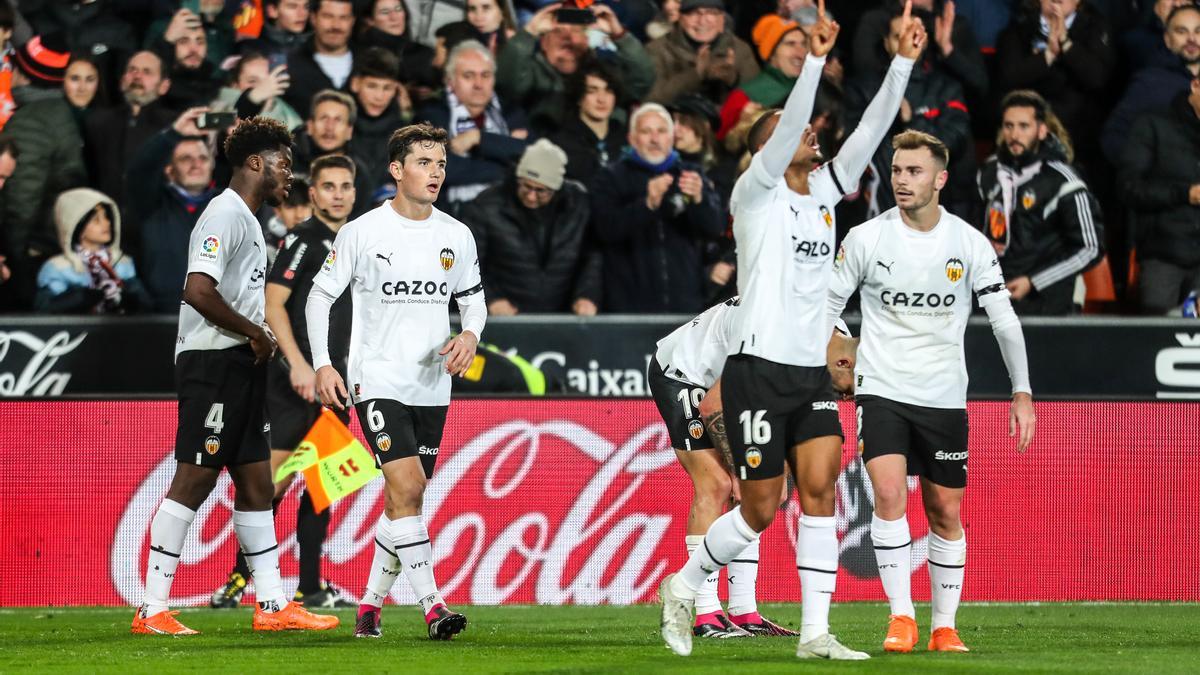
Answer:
[375,252,393,266]
[789,205,800,219]
[876,260,894,274]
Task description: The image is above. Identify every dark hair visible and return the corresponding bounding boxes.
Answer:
[388,123,448,164]
[310,153,357,182]
[352,46,401,81]
[0,1,14,31]
[747,109,781,154]
[565,59,626,111]
[72,200,115,246]
[310,0,353,13]
[284,177,310,205]
[310,89,358,126]
[1167,3,1200,27]
[892,129,950,168]
[1000,89,1049,122]
[229,52,269,87]
[224,116,293,167]
[673,110,715,167]
[65,53,106,107]
[0,136,19,160]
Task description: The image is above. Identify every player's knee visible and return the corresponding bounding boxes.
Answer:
[694,471,733,513]
[797,481,836,514]
[925,505,961,538]
[739,499,776,532]
[872,482,909,517]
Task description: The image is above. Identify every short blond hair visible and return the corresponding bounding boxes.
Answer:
[892,130,949,168]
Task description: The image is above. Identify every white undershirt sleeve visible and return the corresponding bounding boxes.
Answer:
[306,285,337,371]
[983,298,1032,396]
[828,55,915,190]
[457,289,487,342]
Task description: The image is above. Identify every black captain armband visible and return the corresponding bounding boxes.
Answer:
[978,283,1006,297]
[453,282,484,299]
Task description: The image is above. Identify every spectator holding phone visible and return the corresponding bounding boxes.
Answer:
[219,52,304,132]
[496,1,655,135]
[129,107,219,312]
[153,7,223,112]
[645,0,759,107]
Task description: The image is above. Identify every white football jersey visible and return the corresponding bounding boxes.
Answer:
[175,189,268,360]
[654,297,739,388]
[728,152,845,367]
[312,202,484,406]
[828,207,1009,408]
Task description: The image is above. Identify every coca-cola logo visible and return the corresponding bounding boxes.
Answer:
[0,330,87,396]
[111,418,680,606]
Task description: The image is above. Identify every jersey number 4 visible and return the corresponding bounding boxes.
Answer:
[739,410,772,445]
[205,403,225,434]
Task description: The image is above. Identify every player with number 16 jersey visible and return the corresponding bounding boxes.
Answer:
[307,124,485,641]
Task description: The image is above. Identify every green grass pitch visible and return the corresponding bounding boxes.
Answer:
[2,603,1198,673]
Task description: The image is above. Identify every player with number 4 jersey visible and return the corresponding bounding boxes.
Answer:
[307,124,486,641]
[133,117,338,637]
[827,130,1036,654]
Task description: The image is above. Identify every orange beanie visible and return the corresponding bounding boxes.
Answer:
[752,14,801,62]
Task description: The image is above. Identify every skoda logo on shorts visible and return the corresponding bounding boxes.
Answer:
[687,420,704,439]
[376,433,392,452]
[204,435,221,455]
[745,447,762,469]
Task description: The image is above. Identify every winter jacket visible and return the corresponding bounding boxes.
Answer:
[282,39,354,119]
[718,66,794,140]
[845,61,974,215]
[852,3,988,98]
[1120,92,1200,268]
[588,152,724,313]
[351,102,407,200]
[645,25,757,107]
[496,29,655,135]
[1101,61,1193,164]
[994,6,1116,151]
[127,128,219,312]
[978,137,1104,294]
[83,99,177,241]
[459,176,601,312]
[413,95,529,211]
[237,22,310,65]
[549,115,625,186]
[25,0,135,94]
[0,87,87,260]
[158,60,223,114]
[287,130,377,217]
[34,187,150,313]
[355,26,438,94]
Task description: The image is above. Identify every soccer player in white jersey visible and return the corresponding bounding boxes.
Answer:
[307,123,485,641]
[650,298,858,639]
[658,0,925,660]
[132,117,339,636]
[827,130,1036,653]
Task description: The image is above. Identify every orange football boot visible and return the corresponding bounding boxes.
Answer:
[131,608,199,636]
[928,626,970,652]
[883,614,918,653]
[253,601,340,631]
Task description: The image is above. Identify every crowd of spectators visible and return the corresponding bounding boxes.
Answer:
[0,0,1196,316]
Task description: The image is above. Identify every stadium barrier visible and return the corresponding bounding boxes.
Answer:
[2,315,1200,398]
[2,399,1197,606]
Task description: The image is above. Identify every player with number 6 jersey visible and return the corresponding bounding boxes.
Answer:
[307,123,486,641]
[827,130,1036,654]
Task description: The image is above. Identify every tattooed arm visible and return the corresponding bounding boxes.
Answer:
[698,378,741,502]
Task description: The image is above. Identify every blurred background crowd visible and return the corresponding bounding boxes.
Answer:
[0,0,1196,317]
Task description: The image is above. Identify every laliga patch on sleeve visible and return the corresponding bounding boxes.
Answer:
[198,235,220,261]
[321,248,336,273]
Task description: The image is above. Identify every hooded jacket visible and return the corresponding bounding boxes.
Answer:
[34,187,149,312]
[977,135,1104,292]
[1120,91,1200,268]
